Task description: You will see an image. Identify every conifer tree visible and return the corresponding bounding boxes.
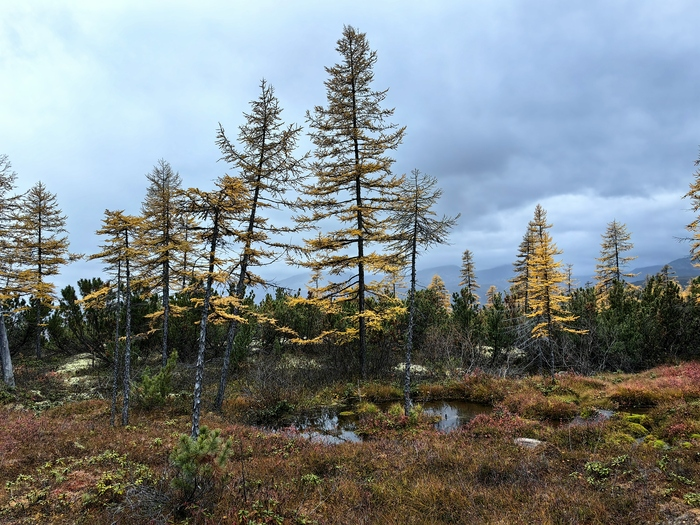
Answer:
[453,249,480,342]
[138,159,190,367]
[510,224,536,312]
[483,286,513,366]
[213,79,307,410]
[183,175,249,439]
[296,25,406,378]
[428,274,452,312]
[459,249,480,302]
[526,204,581,374]
[90,210,144,426]
[564,263,577,295]
[683,150,700,265]
[389,169,456,414]
[594,219,637,296]
[13,181,72,358]
[0,155,18,387]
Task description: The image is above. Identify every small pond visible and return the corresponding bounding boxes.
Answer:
[287,400,492,444]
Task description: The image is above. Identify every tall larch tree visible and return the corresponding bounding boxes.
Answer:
[90,210,144,426]
[0,154,18,387]
[184,175,248,439]
[682,150,700,266]
[428,274,452,311]
[459,249,480,301]
[510,224,536,313]
[213,79,307,410]
[389,169,457,415]
[138,159,189,368]
[296,25,406,378]
[452,248,480,339]
[526,204,581,375]
[13,181,71,358]
[594,219,636,297]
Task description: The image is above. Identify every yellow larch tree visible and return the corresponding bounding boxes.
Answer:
[526,204,582,375]
[294,25,406,378]
[13,181,73,358]
[214,79,307,410]
[682,150,700,266]
[138,159,191,368]
[90,210,145,426]
[0,154,19,387]
[182,175,249,439]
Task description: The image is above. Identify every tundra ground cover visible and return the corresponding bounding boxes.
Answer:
[2,358,700,524]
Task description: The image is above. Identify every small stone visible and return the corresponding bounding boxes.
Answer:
[514,437,543,449]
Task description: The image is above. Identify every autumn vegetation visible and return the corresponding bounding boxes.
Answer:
[2,25,700,524]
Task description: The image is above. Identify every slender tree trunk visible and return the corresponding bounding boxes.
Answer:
[214,178,260,412]
[214,268,246,411]
[192,213,220,440]
[111,263,121,427]
[36,224,43,358]
[349,57,368,380]
[162,259,169,368]
[35,301,42,358]
[355,170,366,379]
[404,235,418,416]
[215,315,238,411]
[0,313,15,388]
[122,244,132,426]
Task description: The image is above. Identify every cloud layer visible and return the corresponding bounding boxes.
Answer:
[1,1,698,288]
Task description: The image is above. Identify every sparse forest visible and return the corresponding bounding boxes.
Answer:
[3,25,700,524]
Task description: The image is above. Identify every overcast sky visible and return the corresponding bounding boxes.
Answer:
[2,1,699,291]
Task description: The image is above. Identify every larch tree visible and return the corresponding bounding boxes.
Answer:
[13,181,72,358]
[90,210,145,426]
[138,159,190,368]
[459,249,480,302]
[683,150,700,265]
[295,25,406,378]
[0,154,19,387]
[213,79,307,410]
[526,204,581,375]
[510,224,536,313]
[183,175,249,439]
[452,248,480,341]
[594,219,636,297]
[428,274,452,312]
[389,169,457,415]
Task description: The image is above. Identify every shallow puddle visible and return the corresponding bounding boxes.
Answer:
[290,400,492,444]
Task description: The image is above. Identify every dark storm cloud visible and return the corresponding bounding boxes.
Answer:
[1,0,699,288]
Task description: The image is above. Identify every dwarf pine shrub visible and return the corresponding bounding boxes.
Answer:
[169,426,232,512]
[137,351,178,408]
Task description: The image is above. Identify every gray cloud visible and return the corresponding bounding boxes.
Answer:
[1,0,698,290]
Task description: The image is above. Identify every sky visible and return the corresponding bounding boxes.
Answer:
[2,0,699,291]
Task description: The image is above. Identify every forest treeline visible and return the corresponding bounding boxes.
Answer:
[2,26,700,436]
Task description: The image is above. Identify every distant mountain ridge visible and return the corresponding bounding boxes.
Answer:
[271,257,700,299]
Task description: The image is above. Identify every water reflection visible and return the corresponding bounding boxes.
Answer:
[421,401,492,432]
[291,400,492,444]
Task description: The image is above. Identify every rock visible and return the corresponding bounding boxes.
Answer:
[514,437,543,449]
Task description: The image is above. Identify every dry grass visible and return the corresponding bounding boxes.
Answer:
[3,358,700,523]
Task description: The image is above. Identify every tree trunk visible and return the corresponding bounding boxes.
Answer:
[162,260,169,368]
[110,264,122,427]
[214,316,238,411]
[215,171,261,412]
[191,213,219,439]
[122,247,132,426]
[404,268,417,415]
[0,314,15,388]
